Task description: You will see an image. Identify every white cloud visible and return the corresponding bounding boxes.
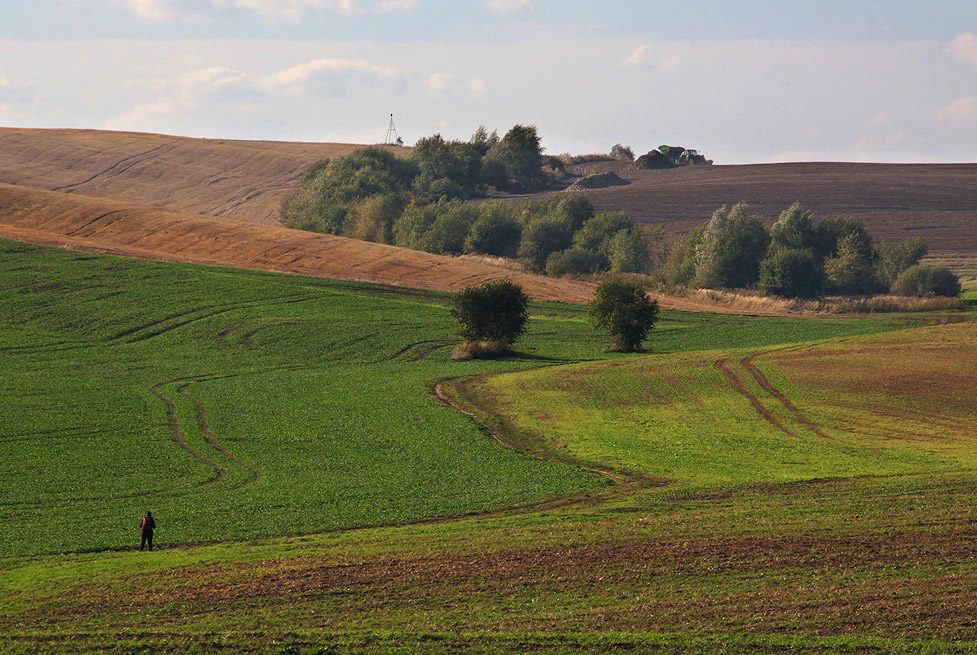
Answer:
[948,32,977,68]
[106,66,249,129]
[258,58,404,97]
[469,77,486,96]
[113,0,196,20]
[0,67,9,88]
[884,130,906,145]
[426,72,454,91]
[114,0,417,22]
[937,97,977,124]
[661,54,681,70]
[622,45,646,66]
[484,0,534,15]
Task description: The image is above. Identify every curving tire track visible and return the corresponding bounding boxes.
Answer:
[433,381,640,487]
[109,295,312,343]
[150,380,226,487]
[177,382,262,490]
[50,144,176,193]
[713,358,799,438]
[740,353,833,440]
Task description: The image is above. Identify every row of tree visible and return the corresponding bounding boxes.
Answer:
[282,137,653,275]
[662,202,961,298]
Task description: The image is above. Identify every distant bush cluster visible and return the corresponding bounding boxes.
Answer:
[661,202,962,299]
[282,127,653,276]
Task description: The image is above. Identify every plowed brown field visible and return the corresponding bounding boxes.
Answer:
[554,160,977,253]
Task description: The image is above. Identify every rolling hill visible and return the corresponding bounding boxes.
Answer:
[555,159,977,254]
[1,127,975,303]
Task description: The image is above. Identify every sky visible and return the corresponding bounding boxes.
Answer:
[1,0,976,163]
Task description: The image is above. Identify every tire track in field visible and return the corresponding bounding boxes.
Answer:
[382,338,453,362]
[176,381,262,490]
[713,358,799,438]
[108,295,313,344]
[740,352,834,440]
[50,144,175,193]
[433,381,632,486]
[150,380,226,487]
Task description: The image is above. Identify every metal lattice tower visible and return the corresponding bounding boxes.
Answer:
[384,114,400,145]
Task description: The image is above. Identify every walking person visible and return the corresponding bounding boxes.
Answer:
[140,511,156,551]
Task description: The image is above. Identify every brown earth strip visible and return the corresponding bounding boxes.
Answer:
[21,526,977,640]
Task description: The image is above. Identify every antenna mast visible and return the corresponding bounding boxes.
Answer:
[384,114,402,145]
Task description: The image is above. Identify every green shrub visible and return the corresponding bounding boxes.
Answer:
[769,202,816,251]
[450,279,529,355]
[875,237,928,290]
[573,211,633,254]
[347,193,407,245]
[484,124,545,192]
[393,203,441,250]
[661,224,706,288]
[518,214,575,273]
[693,203,770,289]
[544,248,604,277]
[891,265,962,298]
[588,278,659,352]
[607,226,651,274]
[465,204,523,258]
[824,232,877,294]
[421,203,479,255]
[758,247,822,299]
[609,144,635,161]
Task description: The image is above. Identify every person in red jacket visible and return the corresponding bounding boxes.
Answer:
[140,511,156,551]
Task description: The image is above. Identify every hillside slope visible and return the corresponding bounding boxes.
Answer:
[0,128,403,224]
[0,182,600,303]
[557,160,977,253]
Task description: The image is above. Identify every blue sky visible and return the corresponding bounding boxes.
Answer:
[2,1,976,162]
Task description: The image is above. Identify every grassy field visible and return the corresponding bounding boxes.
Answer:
[2,240,975,653]
[470,323,977,485]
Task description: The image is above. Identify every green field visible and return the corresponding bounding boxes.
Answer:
[2,239,976,653]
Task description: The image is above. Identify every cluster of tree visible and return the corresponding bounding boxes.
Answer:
[451,278,658,359]
[282,124,546,229]
[662,202,961,299]
[282,135,653,276]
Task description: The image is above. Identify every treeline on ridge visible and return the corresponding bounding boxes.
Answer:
[280,125,652,275]
[662,201,962,299]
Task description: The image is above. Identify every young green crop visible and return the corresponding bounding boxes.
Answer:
[0,240,939,558]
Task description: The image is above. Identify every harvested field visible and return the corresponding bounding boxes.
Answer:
[0,127,403,224]
[555,160,977,254]
[0,182,594,303]
[0,183,763,312]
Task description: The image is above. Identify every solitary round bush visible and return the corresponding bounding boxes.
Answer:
[588,279,659,352]
[450,279,529,358]
[891,265,961,298]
